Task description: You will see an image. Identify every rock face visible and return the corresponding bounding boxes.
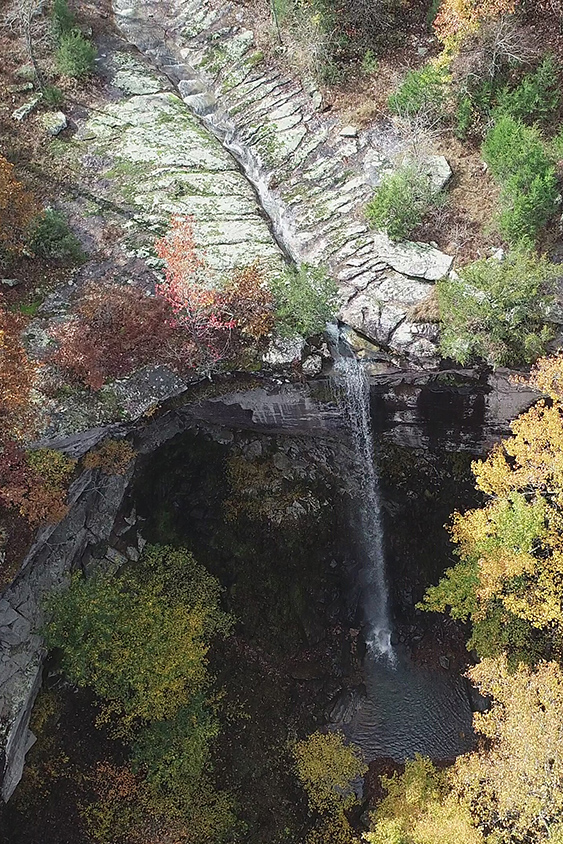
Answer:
[112,0,452,361]
[75,51,284,273]
[0,368,538,799]
[0,469,132,801]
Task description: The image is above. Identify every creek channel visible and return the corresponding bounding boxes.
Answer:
[111,4,477,765]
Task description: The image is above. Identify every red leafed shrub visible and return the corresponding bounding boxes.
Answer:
[155,217,236,366]
[0,302,38,439]
[0,441,76,526]
[50,281,187,390]
[155,218,273,364]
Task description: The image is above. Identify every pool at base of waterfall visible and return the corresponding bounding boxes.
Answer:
[336,649,475,762]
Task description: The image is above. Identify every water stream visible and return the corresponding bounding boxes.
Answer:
[336,355,394,662]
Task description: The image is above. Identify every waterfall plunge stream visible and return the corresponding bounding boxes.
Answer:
[337,356,394,662]
[334,348,475,762]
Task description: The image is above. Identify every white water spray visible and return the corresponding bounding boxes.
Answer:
[336,355,394,662]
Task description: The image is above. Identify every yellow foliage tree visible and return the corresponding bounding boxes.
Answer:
[364,756,482,844]
[293,731,367,816]
[420,355,563,662]
[453,656,563,843]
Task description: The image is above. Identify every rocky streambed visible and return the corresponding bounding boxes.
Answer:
[113,0,455,362]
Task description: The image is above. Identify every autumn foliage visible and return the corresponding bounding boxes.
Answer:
[0,302,38,439]
[83,439,135,475]
[0,441,75,527]
[0,155,37,256]
[154,217,273,368]
[51,281,180,390]
[434,0,517,44]
[421,355,563,662]
[52,219,273,390]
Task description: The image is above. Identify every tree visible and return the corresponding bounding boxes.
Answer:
[293,731,367,815]
[452,656,563,843]
[154,217,235,367]
[436,249,557,366]
[156,217,277,360]
[364,756,482,844]
[419,355,563,662]
[82,440,135,475]
[44,544,232,731]
[0,156,37,257]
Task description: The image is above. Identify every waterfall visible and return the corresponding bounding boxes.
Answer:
[336,355,394,662]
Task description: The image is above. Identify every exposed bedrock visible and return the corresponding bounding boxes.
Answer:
[112,0,453,362]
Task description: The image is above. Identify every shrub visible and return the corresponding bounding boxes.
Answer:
[366,163,443,241]
[0,442,76,527]
[496,55,561,124]
[482,115,552,182]
[55,29,96,78]
[437,249,558,366]
[388,63,448,119]
[269,264,339,338]
[482,114,559,243]
[455,94,475,139]
[28,209,84,262]
[50,281,183,390]
[499,169,560,243]
[0,156,37,258]
[0,305,38,439]
[361,49,379,75]
[42,85,64,107]
[51,0,75,37]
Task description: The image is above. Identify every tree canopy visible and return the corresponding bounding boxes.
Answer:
[45,544,232,730]
[420,355,563,662]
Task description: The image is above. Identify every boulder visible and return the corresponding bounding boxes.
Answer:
[40,111,67,136]
[302,354,323,376]
[372,232,453,281]
[11,95,42,121]
[263,336,305,367]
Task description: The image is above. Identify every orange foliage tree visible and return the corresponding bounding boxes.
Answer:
[0,155,37,256]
